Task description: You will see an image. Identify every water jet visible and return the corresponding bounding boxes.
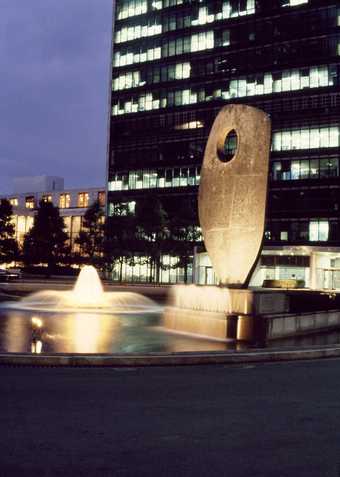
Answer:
[3,265,159,314]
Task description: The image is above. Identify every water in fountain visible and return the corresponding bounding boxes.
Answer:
[2,265,159,314]
[72,265,104,307]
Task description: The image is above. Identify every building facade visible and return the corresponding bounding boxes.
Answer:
[108,0,340,288]
[0,177,105,251]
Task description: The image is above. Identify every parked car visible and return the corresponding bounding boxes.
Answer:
[0,269,22,282]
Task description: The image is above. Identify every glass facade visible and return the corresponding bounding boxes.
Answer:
[108,166,201,191]
[272,126,339,151]
[112,64,339,114]
[108,0,340,283]
[271,157,339,180]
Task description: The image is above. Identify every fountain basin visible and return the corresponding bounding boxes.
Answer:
[1,267,340,357]
[0,266,236,354]
[165,285,340,343]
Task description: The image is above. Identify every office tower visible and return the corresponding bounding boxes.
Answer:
[108,0,340,287]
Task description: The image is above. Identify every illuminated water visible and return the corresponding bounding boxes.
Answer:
[0,266,338,354]
[0,309,243,354]
[0,266,239,354]
[0,308,338,354]
[3,266,159,314]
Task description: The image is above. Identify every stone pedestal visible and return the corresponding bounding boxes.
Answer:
[164,285,340,342]
[163,285,289,342]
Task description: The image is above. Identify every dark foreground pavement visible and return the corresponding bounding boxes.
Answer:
[1,360,340,477]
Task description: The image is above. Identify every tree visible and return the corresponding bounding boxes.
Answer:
[166,197,202,284]
[75,200,105,267]
[23,200,69,275]
[103,204,136,282]
[134,196,169,283]
[0,199,18,265]
[103,196,201,284]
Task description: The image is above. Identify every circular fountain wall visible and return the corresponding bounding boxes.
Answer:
[1,266,335,357]
[0,266,233,355]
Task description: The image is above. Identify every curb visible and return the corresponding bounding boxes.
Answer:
[2,345,340,367]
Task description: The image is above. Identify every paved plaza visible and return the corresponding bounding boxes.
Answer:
[1,359,340,476]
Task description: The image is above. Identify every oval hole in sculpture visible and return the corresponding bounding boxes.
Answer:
[218,129,238,163]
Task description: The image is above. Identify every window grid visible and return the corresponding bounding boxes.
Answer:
[116,0,255,22]
[78,193,89,208]
[272,158,339,181]
[112,64,338,114]
[108,166,201,191]
[272,126,339,151]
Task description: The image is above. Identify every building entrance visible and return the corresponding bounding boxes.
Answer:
[322,269,340,290]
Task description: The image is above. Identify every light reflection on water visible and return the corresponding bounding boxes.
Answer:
[0,310,238,354]
[1,310,339,354]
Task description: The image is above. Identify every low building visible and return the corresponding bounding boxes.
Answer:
[0,177,106,251]
[194,246,340,290]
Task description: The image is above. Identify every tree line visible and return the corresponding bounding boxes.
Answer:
[0,195,200,282]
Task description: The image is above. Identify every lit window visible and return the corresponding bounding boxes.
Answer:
[78,193,89,208]
[152,0,162,9]
[108,166,201,191]
[25,196,35,209]
[175,121,204,130]
[59,193,71,209]
[281,0,308,6]
[109,201,136,216]
[272,162,282,181]
[281,131,292,150]
[63,216,72,234]
[300,160,309,179]
[191,7,215,26]
[300,129,309,149]
[309,221,329,242]
[180,169,188,186]
[26,216,34,232]
[272,127,340,151]
[318,221,329,241]
[42,195,52,203]
[9,198,18,207]
[111,63,336,115]
[183,63,191,79]
[17,216,26,233]
[72,216,81,235]
[222,30,230,46]
[98,191,106,207]
[190,31,214,53]
[291,161,300,180]
[272,158,339,181]
[117,0,147,20]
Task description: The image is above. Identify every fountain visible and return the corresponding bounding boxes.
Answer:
[1,105,338,355]
[0,265,236,354]
[2,265,159,314]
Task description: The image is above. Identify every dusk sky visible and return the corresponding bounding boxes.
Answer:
[0,0,113,194]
